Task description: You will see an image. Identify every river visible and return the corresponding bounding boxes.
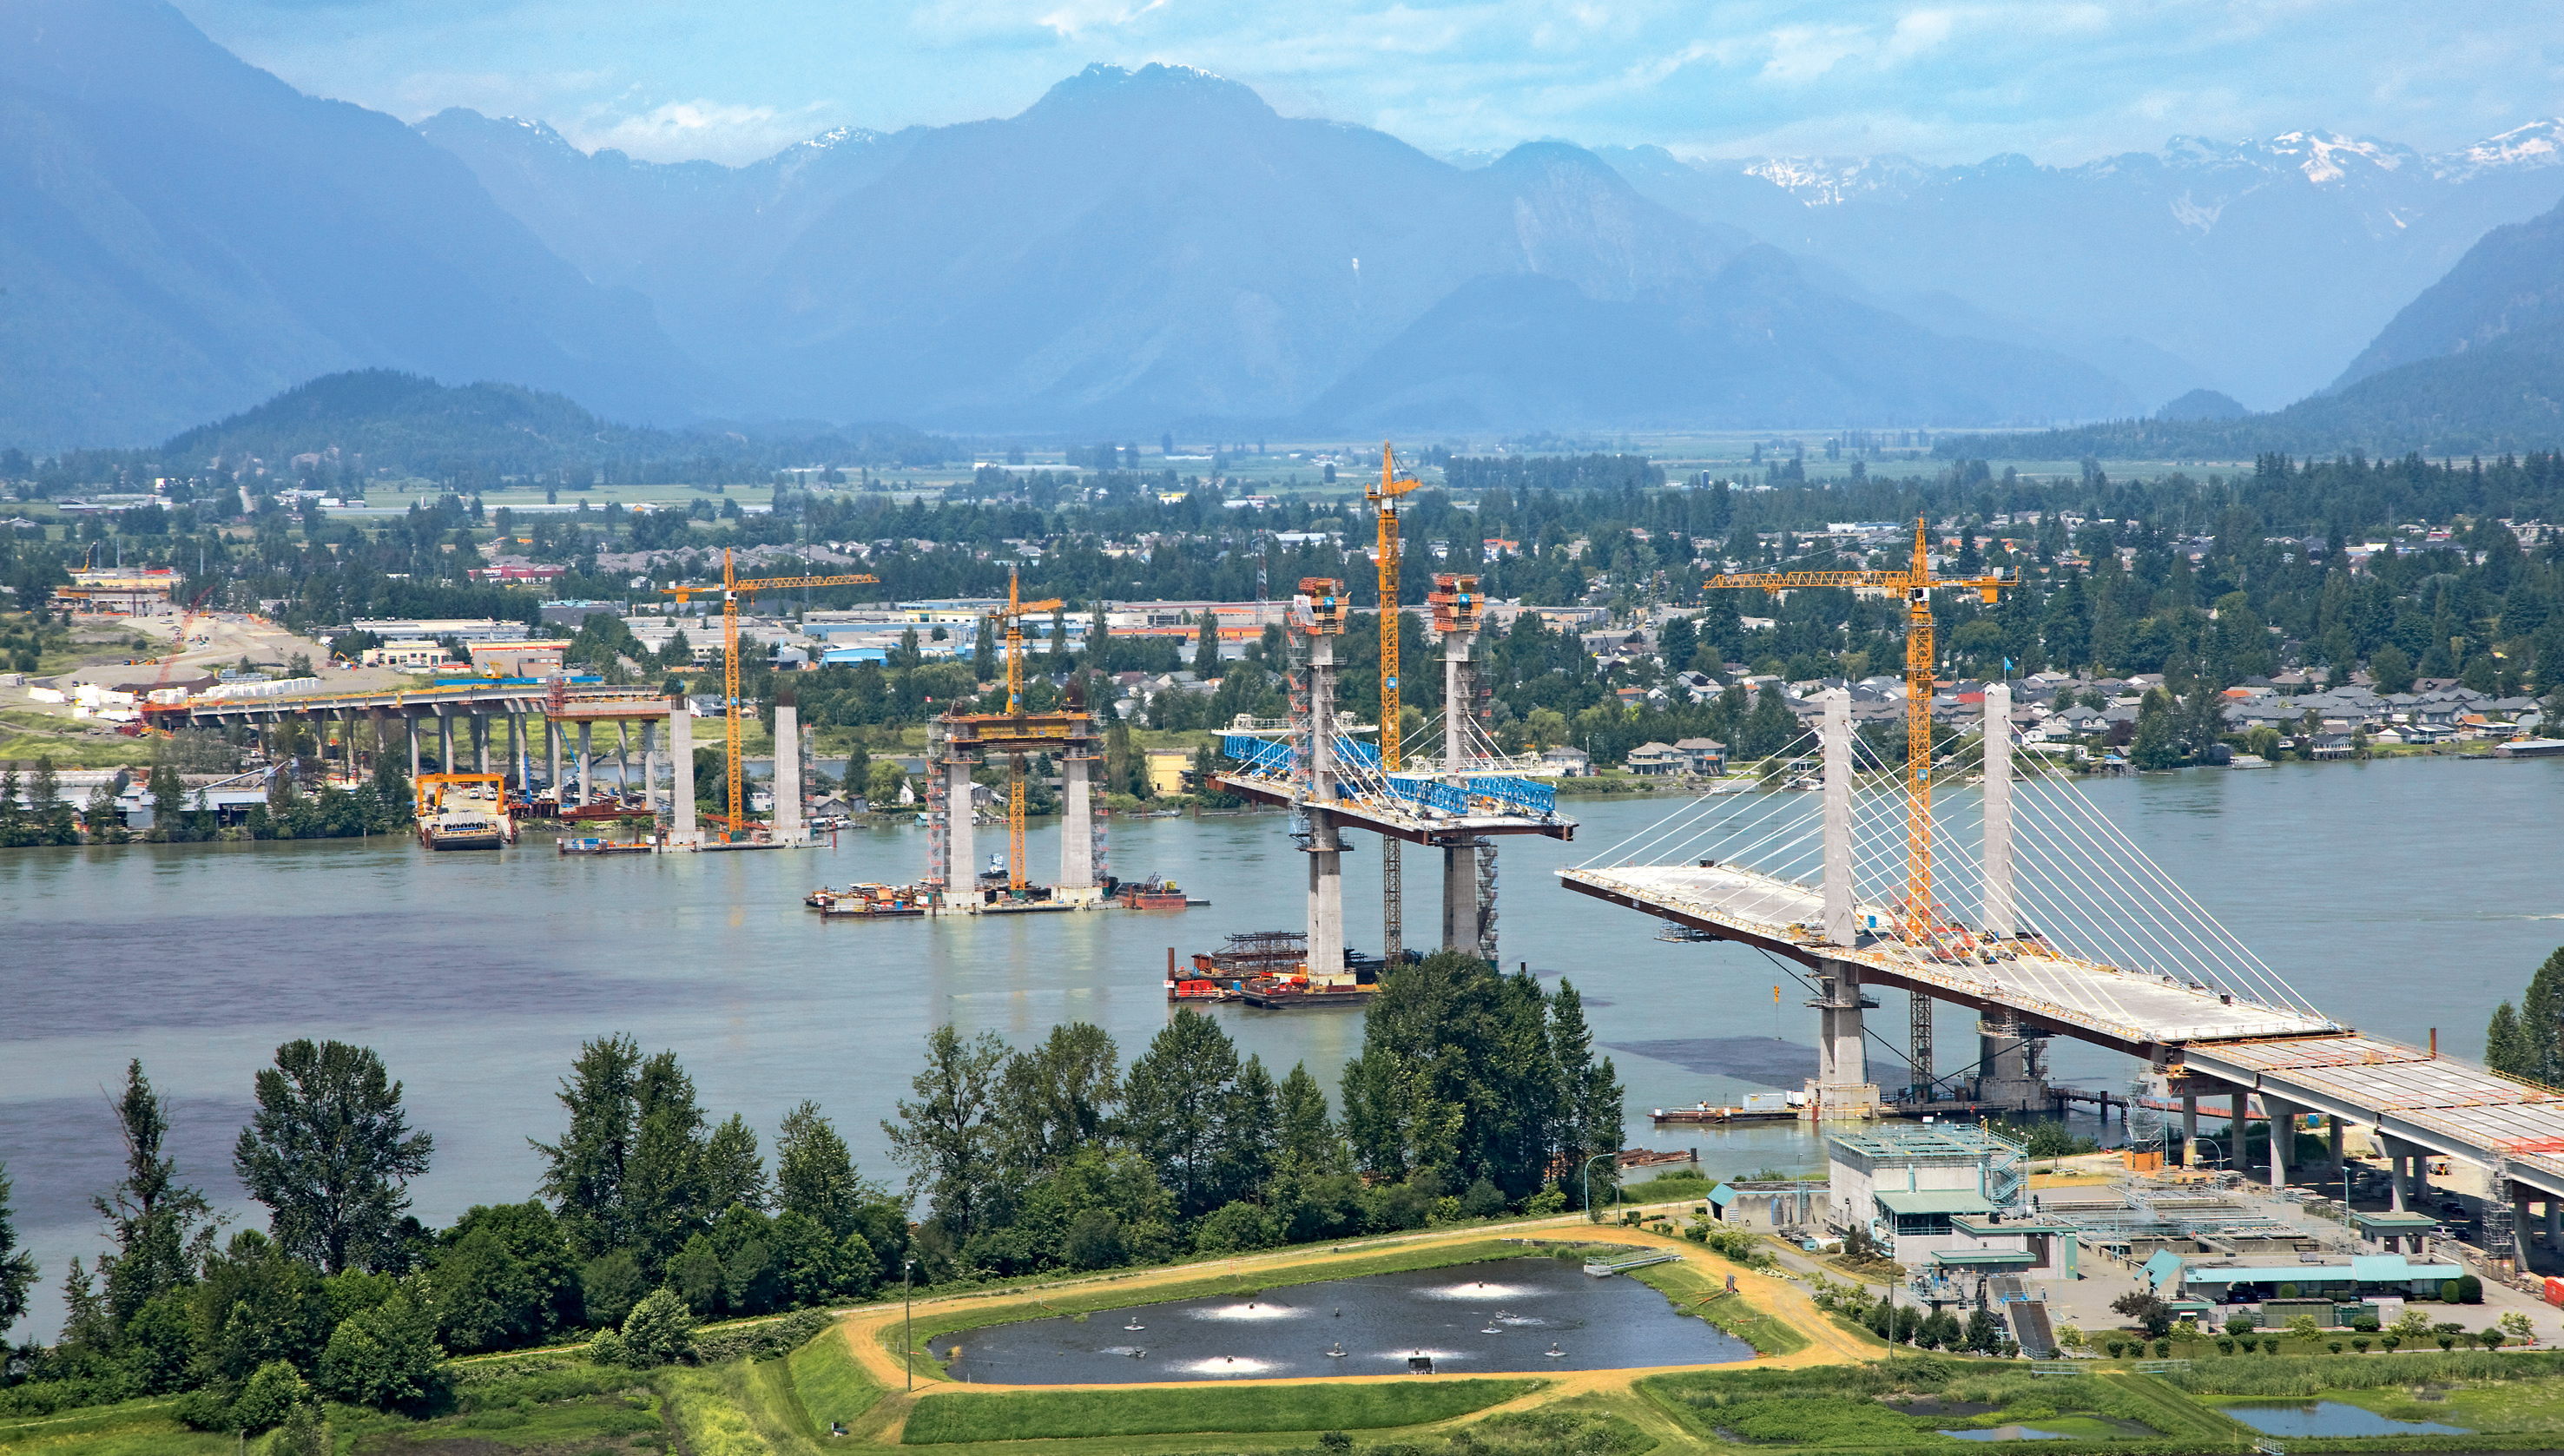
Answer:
[3,754,2558,1339]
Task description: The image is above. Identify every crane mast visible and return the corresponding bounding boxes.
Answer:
[663,549,877,839]
[1368,443,1424,965]
[1707,517,2009,1098]
[994,568,1064,891]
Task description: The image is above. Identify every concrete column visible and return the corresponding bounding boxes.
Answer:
[642,721,657,814]
[548,715,562,802]
[616,721,632,806]
[2182,1086,2200,1168]
[2381,1135,2418,1211]
[669,698,696,847]
[1816,959,1867,1089]
[577,722,592,808]
[504,713,519,788]
[948,754,977,897]
[2547,1194,2561,1256]
[1305,636,1343,980]
[1058,755,1093,886]
[1443,628,1476,774]
[1822,688,1854,947]
[474,713,488,774]
[2232,1090,2250,1173]
[2329,1118,2345,1184]
[2514,1183,2536,1272]
[438,713,452,774]
[1982,683,2014,938]
[2265,1097,2297,1189]
[1441,841,1476,952]
[773,700,801,843]
[407,713,420,780]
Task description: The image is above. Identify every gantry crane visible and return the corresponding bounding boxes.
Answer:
[992,568,1064,890]
[664,548,877,839]
[1367,443,1425,963]
[1708,517,2010,1093]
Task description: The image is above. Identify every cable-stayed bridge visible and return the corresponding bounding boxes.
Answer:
[1560,686,2564,1261]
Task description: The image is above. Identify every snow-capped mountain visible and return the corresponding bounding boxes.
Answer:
[1602,124,2564,407]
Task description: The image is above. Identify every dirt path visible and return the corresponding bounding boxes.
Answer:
[829,1216,1883,1445]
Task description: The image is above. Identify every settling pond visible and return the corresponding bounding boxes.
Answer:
[932,1257,1754,1382]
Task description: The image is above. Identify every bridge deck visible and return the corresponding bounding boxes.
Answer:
[2183,1034,2564,1199]
[1559,862,2337,1054]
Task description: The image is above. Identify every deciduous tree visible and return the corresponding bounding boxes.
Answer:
[233,1040,433,1275]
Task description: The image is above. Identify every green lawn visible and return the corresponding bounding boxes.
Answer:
[1622,1256,1809,1358]
[898,1378,1538,1444]
[0,1401,223,1456]
[788,1329,886,1434]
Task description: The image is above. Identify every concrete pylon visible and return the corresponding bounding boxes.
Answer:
[668,695,697,847]
[1811,689,1877,1117]
[2182,1085,2200,1167]
[1822,688,1854,945]
[948,753,978,901]
[2264,1097,2298,1189]
[1983,682,2015,938]
[773,699,802,843]
[1305,635,1343,980]
[407,713,420,780]
[1058,754,1094,888]
[576,722,592,808]
[1438,626,1479,954]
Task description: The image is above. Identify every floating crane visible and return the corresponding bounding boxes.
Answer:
[993,569,1064,890]
[1707,517,2011,1090]
[664,549,877,839]
[1366,443,1425,962]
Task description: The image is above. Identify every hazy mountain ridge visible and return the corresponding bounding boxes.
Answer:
[1598,122,2564,410]
[0,0,708,448]
[2334,194,2564,388]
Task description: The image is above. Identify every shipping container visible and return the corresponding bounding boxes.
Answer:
[1740,1091,1790,1113]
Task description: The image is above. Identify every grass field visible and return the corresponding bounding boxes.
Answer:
[0,1401,221,1456]
[788,1330,886,1434]
[1622,1256,1809,1358]
[897,1378,1539,1444]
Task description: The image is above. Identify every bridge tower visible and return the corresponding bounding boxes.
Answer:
[1810,688,1882,1117]
[1292,579,1348,978]
[1434,574,1485,956]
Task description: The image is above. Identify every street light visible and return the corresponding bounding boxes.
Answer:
[904,1259,918,1392]
[1581,1153,1618,1224]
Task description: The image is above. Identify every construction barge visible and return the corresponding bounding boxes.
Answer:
[1166,932,1408,1009]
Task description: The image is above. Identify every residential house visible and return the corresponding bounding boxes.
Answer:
[1671,737,1727,774]
[1539,745,1591,776]
[1625,741,1687,775]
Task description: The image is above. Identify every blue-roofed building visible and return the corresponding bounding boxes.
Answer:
[1826,1123,2028,1261]
[2145,1252,2465,1303]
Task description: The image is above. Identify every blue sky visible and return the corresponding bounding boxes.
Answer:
[175,0,2564,168]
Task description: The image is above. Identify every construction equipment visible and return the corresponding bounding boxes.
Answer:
[664,549,876,840]
[992,569,1064,890]
[1707,516,2010,1094]
[1367,443,1425,965]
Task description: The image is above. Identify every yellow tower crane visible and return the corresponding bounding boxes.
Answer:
[1367,442,1425,963]
[663,548,877,839]
[992,568,1064,890]
[1706,517,2010,943]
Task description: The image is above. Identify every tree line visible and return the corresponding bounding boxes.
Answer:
[0,952,1619,1432]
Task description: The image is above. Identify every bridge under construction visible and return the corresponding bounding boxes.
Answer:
[1560,678,2564,1272]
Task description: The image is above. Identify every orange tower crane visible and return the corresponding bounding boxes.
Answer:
[664,548,876,839]
[1366,443,1425,963]
[1708,517,2008,1094]
[992,568,1064,890]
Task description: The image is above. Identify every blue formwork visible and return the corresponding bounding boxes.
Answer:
[1466,775,1556,815]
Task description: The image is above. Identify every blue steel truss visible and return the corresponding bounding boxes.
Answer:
[1466,775,1556,816]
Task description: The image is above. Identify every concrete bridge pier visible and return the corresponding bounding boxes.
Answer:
[772,695,801,843]
[640,721,657,816]
[2263,1095,2304,1189]
[1439,623,1479,956]
[669,695,697,847]
[1305,633,1343,978]
[1810,689,1878,1117]
[1058,753,1093,887]
[2181,1085,2199,1167]
[549,717,563,801]
[577,722,593,808]
[407,712,420,780]
[437,712,452,774]
[475,712,490,774]
[946,751,977,889]
[2380,1134,2425,1212]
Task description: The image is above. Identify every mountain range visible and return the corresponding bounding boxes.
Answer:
[7,0,2564,451]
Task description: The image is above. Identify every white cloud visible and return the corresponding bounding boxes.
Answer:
[570,98,840,163]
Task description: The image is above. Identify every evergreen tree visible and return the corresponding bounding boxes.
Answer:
[973,616,999,681]
[1275,1062,1346,1174]
[1551,978,1624,1209]
[1085,602,1110,672]
[2521,946,2564,1084]
[842,741,870,802]
[94,1059,220,1327]
[0,1161,34,1338]
[529,1035,642,1260]
[2488,1002,2534,1080]
[776,1102,867,1238]
[624,1051,709,1264]
[1192,613,1220,678]
[2130,689,2178,770]
[1124,1011,1266,1218]
[233,1040,434,1274]
[701,1115,769,1215]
